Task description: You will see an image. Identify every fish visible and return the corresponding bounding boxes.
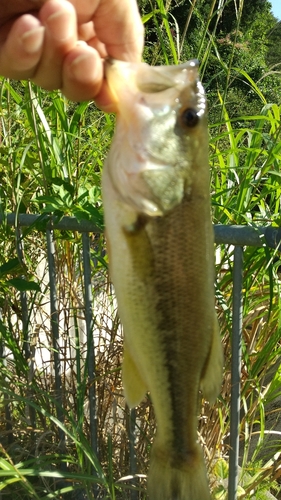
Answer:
[102,58,223,500]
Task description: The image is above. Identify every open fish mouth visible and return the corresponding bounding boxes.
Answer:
[106,57,201,92]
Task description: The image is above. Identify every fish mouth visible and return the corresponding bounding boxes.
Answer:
[105,58,200,96]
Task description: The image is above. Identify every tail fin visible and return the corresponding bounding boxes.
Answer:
[148,441,211,500]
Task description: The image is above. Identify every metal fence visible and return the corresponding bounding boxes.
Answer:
[1,213,281,499]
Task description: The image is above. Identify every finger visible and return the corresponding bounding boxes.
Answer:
[77,21,96,42]
[78,21,107,58]
[95,79,118,112]
[1,1,47,22]
[67,0,100,24]
[0,15,45,79]
[32,0,78,89]
[61,42,117,110]
[93,0,144,62]
[61,42,109,103]
[69,0,144,62]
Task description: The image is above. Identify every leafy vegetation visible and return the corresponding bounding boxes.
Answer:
[0,0,281,498]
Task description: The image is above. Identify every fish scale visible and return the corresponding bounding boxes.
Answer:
[102,58,223,500]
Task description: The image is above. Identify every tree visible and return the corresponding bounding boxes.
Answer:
[141,0,281,118]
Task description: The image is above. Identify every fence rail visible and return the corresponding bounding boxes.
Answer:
[2,213,281,248]
[1,213,281,500]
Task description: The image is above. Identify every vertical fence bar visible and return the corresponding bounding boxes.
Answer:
[129,408,138,500]
[82,232,98,460]
[15,227,36,431]
[46,229,66,462]
[15,228,30,361]
[0,312,13,445]
[228,245,243,500]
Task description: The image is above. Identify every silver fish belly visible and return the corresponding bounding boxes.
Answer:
[102,59,223,500]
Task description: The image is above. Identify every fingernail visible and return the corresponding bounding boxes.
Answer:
[76,41,88,48]
[100,103,118,113]
[21,26,45,54]
[70,53,98,84]
[46,10,73,42]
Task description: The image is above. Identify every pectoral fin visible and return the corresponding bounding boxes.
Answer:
[200,316,223,405]
[122,343,147,408]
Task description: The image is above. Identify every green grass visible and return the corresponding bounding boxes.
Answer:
[0,0,281,498]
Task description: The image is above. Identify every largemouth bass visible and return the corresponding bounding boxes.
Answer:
[102,59,223,500]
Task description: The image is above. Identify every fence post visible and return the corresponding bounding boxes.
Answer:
[129,408,138,500]
[15,227,36,431]
[82,233,98,461]
[46,228,66,467]
[228,246,243,500]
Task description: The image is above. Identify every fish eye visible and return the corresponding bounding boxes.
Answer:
[180,108,199,128]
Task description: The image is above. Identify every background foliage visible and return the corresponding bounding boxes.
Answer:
[0,0,281,498]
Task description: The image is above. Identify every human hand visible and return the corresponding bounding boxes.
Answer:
[0,0,144,109]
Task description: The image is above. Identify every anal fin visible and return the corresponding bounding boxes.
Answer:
[200,315,223,405]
